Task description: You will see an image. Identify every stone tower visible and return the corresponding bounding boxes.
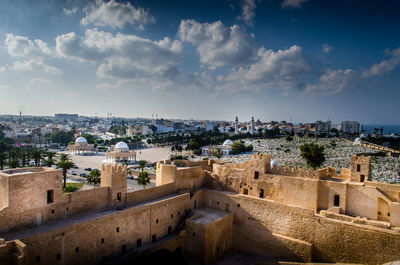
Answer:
[350,155,371,182]
[101,163,127,207]
[250,117,255,134]
[234,116,239,134]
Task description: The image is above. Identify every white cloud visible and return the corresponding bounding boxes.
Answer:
[361,47,400,78]
[81,0,155,30]
[5,34,52,58]
[306,68,357,94]
[4,34,62,75]
[63,7,78,15]
[186,71,213,91]
[322,43,333,53]
[30,77,52,84]
[56,29,182,81]
[281,0,307,9]
[12,59,62,75]
[217,45,312,92]
[178,20,257,67]
[0,66,5,72]
[238,0,256,26]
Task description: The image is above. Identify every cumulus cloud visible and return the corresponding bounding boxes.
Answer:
[281,0,307,9]
[56,29,182,81]
[12,60,61,75]
[361,47,400,78]
[238,0,257,26]
[217,45,312,92]
[306,68,357,94]
[63,7,78,15]
[5,34,52,58]
[4,34,61,75]
[178,20,256,67]
[81,0,155,30]
[322,43,333,53]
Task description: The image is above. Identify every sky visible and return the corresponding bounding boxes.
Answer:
[0,0,400,124]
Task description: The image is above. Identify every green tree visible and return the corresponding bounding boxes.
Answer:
[137,170,150,189]
[86,169,101,188]
[286,136,293,142]
[30,149,43,166]
[138,160,147,171]
[56,154,76,190]
[299,143,325,169]
[215,148,222,159]
[42,151,56,167]
[0,140,10,170]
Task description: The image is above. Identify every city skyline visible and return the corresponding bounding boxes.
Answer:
[1,0,400,124]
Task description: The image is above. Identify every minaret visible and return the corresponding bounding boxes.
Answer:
[250,117,255,134]
[234,116,239,134]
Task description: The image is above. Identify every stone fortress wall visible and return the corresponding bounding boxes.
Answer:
[1,153,400,264]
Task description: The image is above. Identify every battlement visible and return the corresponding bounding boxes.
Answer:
[101,163,127,175]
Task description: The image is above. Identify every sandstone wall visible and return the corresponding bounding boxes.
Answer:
[126,183,176,207]
[18,193,192,265]
[202,189,400,264]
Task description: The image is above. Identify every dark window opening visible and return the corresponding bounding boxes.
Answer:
[237,204,240,207]
[137,239,142,247]
[75,247,79,253]
[259,189,264,198]
[243,188,248,195]
[193,232,196,237]
[357,164,361,172]
[216,201,219,205]
[254,171,259,179]
[225,203,230,213]
[168,226,172,235]
[171,214,173,219]
[66,207,69,212]
[116,227,120,233]
[101,238,105,244]
[360,175,365,182]
[178,211,180,216]
[35,256,40,263]
[194,200,197,209]
[334,195,340,207]
[122,245,126,254]
[47,190,54,204]
[156,219,159,224]
[152,234,157,242]
[117,192,122,202]
[216,247,220,252]
[56,253,61,260]
[51,209,55,214]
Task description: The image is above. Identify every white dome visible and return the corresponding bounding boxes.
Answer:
[390,133,395,137]
[270,160,279,170]
[223,139,233,147]
[353,138,363,145]
[115,141,129,150]
[75,137,88,145]
[360,134,366,138]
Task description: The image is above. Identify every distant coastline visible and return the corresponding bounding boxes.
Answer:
[362,124,400,134]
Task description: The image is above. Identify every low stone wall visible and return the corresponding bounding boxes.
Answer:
[126,183,176,206]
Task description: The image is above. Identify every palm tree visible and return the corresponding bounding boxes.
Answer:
[137,170,150,189]
[42,151,56,167]
[0,140,9,170]
[56,153,76,190]
[31,149,43,166]
[86,169,101,189]
[138,160,147,171]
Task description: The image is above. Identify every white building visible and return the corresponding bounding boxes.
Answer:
[315,120,331,134]
[201,139,233,156]
[341,121,362,134]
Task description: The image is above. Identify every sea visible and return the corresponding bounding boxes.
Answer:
[362,124,400,135]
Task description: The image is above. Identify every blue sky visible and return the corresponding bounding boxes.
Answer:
[0,0,399,124]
